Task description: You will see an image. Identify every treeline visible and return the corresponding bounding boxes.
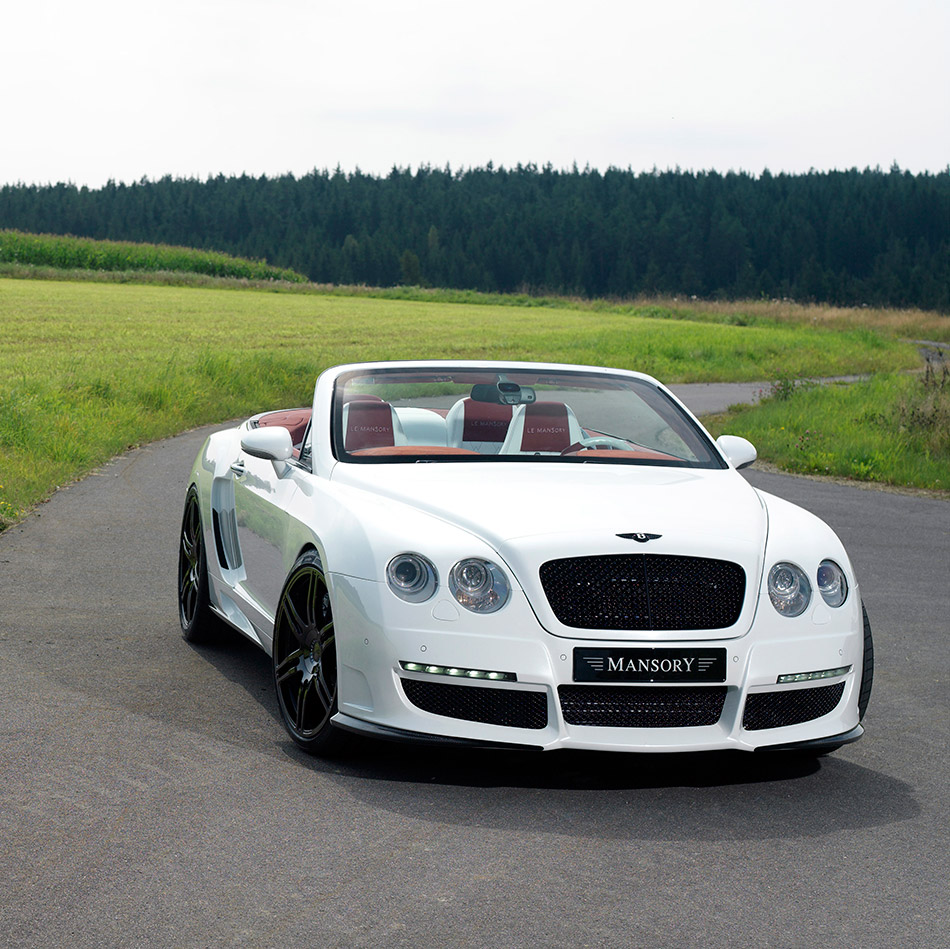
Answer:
[1,165,947,309]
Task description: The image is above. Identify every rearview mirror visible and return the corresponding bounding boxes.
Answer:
[471,382,537,406]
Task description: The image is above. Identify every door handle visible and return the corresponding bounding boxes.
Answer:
[229,460,246,477]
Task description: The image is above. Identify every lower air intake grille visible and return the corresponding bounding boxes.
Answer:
[742,682,845,731]
[540,554,745,630]
[401,678,548,730]
[558,685,727,727]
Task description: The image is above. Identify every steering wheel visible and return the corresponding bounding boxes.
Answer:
[561,435,631,454]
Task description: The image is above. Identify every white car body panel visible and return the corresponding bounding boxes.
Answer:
[182,360,868,754]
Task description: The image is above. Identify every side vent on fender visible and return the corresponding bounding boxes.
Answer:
[212,509,233,570]
[210,479,242,570]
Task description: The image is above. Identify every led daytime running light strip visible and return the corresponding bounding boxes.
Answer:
[400,661,517,682]
[777,665,851,684]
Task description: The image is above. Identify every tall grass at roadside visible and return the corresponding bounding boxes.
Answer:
[0,277,926,527]
[705,367,950,490]
[0,230,306,282]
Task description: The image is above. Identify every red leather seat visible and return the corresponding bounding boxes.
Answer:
[343,400,407,451]
[445,398,514,453]
[499,401,584,454]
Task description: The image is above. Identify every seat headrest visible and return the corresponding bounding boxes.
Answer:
[519,402,573,453]
[345,400,396,450]
[461,399,513,443]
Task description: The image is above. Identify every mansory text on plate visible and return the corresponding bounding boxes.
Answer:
[178,361,872,755]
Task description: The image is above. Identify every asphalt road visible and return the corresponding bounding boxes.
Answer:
[1,392,948,949]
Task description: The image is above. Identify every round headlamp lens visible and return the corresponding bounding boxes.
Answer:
[817,559,848,607]
[455,560,490,594]
[387,554,437,602]
[450,558,510,613]
[768,562,812,617]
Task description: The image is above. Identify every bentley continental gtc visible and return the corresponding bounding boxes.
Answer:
[178,361,872,755]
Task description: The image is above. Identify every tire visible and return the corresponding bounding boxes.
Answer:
[272,550,345,755]
[858,603,874,721]
[177,486,222,643]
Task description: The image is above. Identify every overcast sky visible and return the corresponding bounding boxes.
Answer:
[4,0,947,188]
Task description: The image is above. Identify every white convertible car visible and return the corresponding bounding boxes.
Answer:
[178,361,872,756]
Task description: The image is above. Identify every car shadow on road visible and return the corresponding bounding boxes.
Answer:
[175,627,919,843]
[296,738,918,842]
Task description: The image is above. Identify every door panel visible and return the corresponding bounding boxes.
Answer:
[232,453,298,619]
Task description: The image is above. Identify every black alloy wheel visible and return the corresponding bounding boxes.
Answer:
[273,550,344,754]
[178,487,220,643]
[858,604,874,721]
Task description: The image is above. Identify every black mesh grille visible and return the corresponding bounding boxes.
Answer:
[742,682,845,731]
[401,679,548,729]
[540,554,745,630]
[558,685,727,727]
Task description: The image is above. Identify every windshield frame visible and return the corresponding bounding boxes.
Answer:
[330,365,727,470]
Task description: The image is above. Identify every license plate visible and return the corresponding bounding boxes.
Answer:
[573,647,727,683]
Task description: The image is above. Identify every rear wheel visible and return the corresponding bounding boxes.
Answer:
[177,487,221,643]
[858,604,874,721]
[272,550,345,755]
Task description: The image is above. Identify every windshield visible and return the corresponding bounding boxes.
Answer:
[332,367,723,468]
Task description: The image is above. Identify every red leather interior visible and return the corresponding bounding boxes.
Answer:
[461,399,513,443]
[519,403,573,452]
[256,408,311,445]
[351,446,479,456]
[345,401,396,450]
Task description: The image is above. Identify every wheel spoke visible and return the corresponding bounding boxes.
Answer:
[181,577,197,619]
[283,590,310,644]
[275,647,306,684]
[181,531,197,565]
[304,571,319,629]
[295,680,312,731]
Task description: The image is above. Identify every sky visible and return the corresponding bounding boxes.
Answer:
[4,0,948,188]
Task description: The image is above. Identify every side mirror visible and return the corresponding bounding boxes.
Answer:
[241,426,294,462]
[716,434,757,470]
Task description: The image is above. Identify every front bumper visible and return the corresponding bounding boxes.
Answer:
[329,574,865,753]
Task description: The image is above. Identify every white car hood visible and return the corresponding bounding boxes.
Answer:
[332,462,767,640]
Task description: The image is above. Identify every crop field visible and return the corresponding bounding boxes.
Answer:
[0,275,942,527]
[0,230,305,282]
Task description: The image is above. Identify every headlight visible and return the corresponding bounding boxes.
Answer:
[817,559,848,607]
[387,553,438,602]
[768,562,811,617]
[449,558,510,613]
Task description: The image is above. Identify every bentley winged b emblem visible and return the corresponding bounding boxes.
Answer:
[617,532,662,543]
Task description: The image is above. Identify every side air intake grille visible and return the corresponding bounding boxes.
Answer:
[558,685,727,727]
[401,679,548,729]
[540,554,745,630]
[742,682,845,731]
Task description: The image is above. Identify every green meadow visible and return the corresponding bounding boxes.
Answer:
[704,367,950,491]
[0,275,941,528]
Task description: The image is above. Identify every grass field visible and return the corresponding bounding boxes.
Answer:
[704,367,950,491]
[0,275,942,527]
